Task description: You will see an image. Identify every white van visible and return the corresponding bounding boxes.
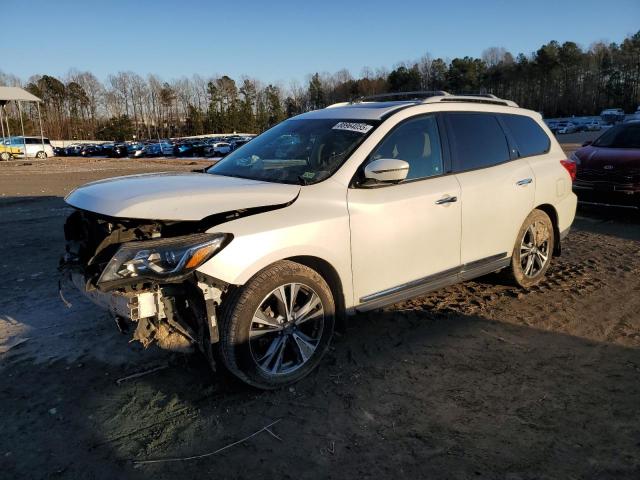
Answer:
[5,136,55,158]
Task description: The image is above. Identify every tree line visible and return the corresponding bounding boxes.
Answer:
[1,30,638,141]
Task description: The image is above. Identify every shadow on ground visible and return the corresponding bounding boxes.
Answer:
[2,305,639,479]
[573,203,640,242]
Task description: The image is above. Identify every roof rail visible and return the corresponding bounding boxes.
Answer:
[325,102,350,109]
[325,91,519,109]
[353,91,450,103]
[424,94,519,108]
[455,93,499,99]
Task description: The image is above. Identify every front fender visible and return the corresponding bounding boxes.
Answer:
[196,180,355,307]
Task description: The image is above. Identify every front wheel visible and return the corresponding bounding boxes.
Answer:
[507,209,554,288]
[216,260,335,389]
[36,151,47,159]
[0,152,10,161]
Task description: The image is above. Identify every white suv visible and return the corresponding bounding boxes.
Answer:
[61,92,577,389]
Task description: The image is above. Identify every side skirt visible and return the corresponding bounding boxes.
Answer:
[355,253,510,312]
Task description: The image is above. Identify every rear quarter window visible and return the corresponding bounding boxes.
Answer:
[501,114,550,157]
[445,112,511,172]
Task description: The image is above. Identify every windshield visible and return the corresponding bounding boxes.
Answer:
[207,118,378,185]
[593,123,640,148]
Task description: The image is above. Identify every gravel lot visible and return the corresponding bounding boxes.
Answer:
[1,154,639,479]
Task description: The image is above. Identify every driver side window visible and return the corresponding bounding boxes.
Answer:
[370,115,443,180]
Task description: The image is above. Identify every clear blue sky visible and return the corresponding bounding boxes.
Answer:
[2,0,638,85]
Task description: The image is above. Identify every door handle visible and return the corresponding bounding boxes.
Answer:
[516,178,533,186]
[435,195,458,205]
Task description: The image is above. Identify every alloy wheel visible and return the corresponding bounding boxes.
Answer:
[249,282,325,376]
[520,220,551,277]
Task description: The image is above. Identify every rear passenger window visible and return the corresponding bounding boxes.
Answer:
[446,113,510,172]
[501,114,550,157]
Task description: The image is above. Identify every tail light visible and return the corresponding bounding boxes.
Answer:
[560,159,576,181]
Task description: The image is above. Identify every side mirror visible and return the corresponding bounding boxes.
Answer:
[582,140,593,147]
[364,158,409,183]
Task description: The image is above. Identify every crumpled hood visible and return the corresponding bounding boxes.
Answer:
[65,172,300,221]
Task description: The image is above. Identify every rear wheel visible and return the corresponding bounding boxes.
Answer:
[507,209,554,288]
[216,260,335,389]
[0,152,10,161]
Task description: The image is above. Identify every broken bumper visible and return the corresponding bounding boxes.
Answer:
[70,273,166,321]
[65,271,221,349]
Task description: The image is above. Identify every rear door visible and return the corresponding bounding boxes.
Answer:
[444,112,535,265]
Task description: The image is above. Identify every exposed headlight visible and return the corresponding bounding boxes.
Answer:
[98,233,231,287]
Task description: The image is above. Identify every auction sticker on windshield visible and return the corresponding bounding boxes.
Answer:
[332,122,373,134]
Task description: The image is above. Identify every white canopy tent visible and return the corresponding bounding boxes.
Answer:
[0,86,46,158]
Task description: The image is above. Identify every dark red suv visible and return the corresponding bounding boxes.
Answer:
[572,122,640,207]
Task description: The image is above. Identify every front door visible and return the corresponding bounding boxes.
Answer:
[348,115,462,306]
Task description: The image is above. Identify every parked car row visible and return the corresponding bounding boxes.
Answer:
[546,107,640,135]
[53,135,254,158]
[546,119,602,134]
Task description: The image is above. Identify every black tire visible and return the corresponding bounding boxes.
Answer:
[36,151,47,159]
[507,209,555,288]
[216,260,335,389]
[0,152,10,161]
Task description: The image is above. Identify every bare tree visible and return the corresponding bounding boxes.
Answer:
[418,53,433,90]
[482,47,511,67]
[70,71,103,134]
[4,30,639,140]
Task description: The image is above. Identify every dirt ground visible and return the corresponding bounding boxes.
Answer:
[1,155,639,479]
[0,156,214,197]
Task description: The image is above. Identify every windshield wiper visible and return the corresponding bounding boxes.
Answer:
[297,175,309,186]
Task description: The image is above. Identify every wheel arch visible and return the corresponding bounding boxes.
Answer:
[286,255,346,320]
[534,203,561,255]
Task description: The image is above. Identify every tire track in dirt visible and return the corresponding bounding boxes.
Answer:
[387,227,640,347]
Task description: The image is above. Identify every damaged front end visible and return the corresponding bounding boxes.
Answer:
[60,209,230,357]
